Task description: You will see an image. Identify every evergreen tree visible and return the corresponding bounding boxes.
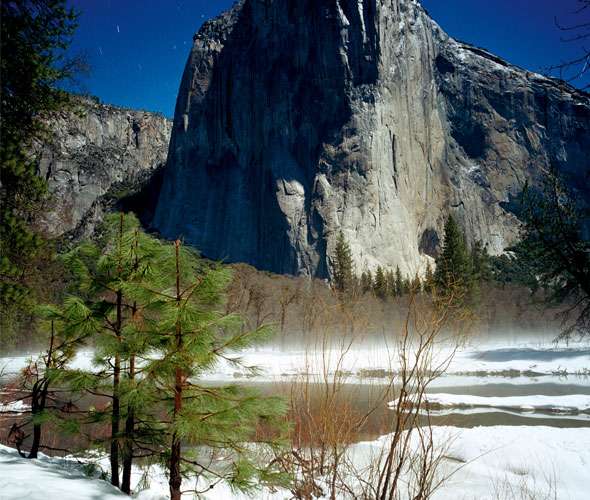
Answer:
[434,215,473,294]
[64,215,288,496]
[423,261,434,291]
[487,251,538,291]
[1,0,84,344]
[137,240,288,500]
[373,266,387,299]
[332,231,355,293]
[361,270,373,295]
[360,271,369,294]
[517,166,590,338]
[411,272,421,292]
[63,213,162,490]
[14,302,89,459]
[386,270,396,298]
[471,240,492,282]
[401,277,411,295]
[394,266,404,296]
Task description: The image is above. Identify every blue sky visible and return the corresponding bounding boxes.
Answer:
[66,0,589,117]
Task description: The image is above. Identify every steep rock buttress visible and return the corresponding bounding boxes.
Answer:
[153,0,590,278]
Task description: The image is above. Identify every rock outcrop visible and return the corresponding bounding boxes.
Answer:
[36,96,172,238]
[153,0,590,279]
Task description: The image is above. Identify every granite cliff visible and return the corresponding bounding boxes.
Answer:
[36,96,172,238]
[153,0,590,278]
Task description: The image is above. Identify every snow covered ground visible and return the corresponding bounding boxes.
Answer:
[1,337,589,499]
[202,341,590,383]
[0,444,284,500]
[0,398,28,414]
[1,426,589,499]
[0,445,129,500]
[388,393,590,421]
[3,340,588,384]
[422,393,590,413]
[351,426,590,500]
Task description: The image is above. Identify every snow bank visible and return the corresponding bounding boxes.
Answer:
[351,426,590,500]
[449,345,590,376]
[387,393,590,420]
[0,399,29,414]
[421,393,590,413]
[0,444,288,500]
[2,426,589,500]
[0,445,128,500]
[201,343,590,382]
[437,425,590,500]
[3,342,589,384]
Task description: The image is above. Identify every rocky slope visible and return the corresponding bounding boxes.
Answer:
[153,0,590,279]
[36,96,172,238]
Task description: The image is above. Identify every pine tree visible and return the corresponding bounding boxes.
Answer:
[64,216,288,496]
[14,302,89,459]
[63,213,162,490]
[411,272,421,292]
[1,1,84,343]
[373,266,387,299]
[386,270,396,298]
[360,271,370,294]
[402,277,411,295]
[434,215,473,294]
[471,240,492,284]
[395,266,403,296]
[136,239,288,500]
[462,242,486,310]
[332,231,355,293]
[423,261,434,291]
[360,270,374,294]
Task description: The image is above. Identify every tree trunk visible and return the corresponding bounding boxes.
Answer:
[111,352,120,487]
[28,381,48,459]
[29,426,41,458]
[28,322,55,459]
[111,214,124,488]
[121,354,135,494]
[122,228,142,493]
[169,367,183,500]
[111,285,122,487]
[169,241,183,500]
[28,383,42,459]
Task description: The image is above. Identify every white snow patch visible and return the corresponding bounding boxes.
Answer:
[0,445,129,500]
[389,393,590,419]
[422,393,590,411]
[350,426,590,500]
[2,427,589,499]
[0,399,29,414]
[2,342,589,384]
[0,445,289,500]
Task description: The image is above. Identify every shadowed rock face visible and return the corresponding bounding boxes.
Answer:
[153,0,590,279]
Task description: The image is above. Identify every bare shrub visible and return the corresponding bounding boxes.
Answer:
[272,280,473,500]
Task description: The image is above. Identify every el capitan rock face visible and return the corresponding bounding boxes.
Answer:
[153,0,590,279]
